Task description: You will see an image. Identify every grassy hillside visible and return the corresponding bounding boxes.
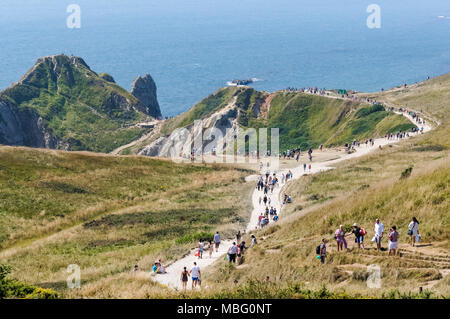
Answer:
[160,87,241,135]
[0,146,254,297]
[255,92,414,150]
[160,87,415,152]
[200,75,450,298]
[0,55,149,153]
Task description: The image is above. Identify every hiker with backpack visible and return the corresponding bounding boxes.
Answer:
[316,239,328,264]
[408,217,420,247]
[350,223,366,249]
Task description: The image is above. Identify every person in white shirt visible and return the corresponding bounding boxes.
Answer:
[190,262,201,288]
[408,217,420,247]
[373,218,385,251]
[228,242,238,263]
[198,240,204,259]
[250,235,257,247]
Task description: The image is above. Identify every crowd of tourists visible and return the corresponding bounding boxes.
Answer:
[317,217,422,264]
[174,231,259,290]
[144,104,427,288]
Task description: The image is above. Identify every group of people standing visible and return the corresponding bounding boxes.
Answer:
[318,217,421,264]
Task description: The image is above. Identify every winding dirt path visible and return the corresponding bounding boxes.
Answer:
[152,110,433,290]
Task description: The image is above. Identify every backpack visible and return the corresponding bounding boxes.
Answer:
[315,245,321,255]
[360,228,366,236]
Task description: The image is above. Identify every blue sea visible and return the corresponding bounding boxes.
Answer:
[1,0,449,117]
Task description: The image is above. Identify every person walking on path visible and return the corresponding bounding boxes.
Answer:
[236,231,241,244]
[213,232,220,252]
[228,242,238,263]
[388,226,399,256]
[190,262,201,289]
[208,240,214,258]
[198,240,204,259]
[373,218,385,251]
[250,235,257,247]
[408,217,420,247]
[180,267,190,290]
[319,239,328,264]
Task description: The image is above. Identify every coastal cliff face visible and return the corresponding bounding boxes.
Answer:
[139,98,239,157]
[131,74,162,119]
[136,86,417,157]
[0,98,63,148]
[0,55,160,153]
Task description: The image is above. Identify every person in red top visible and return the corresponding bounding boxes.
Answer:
[388,226,399,256]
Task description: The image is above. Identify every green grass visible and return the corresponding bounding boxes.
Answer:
[0,55,149,153]
[0,264,58,299]
[202,74,450,299]
[0,145,254,297]
[160,87,240,135]
[159,87,415,153]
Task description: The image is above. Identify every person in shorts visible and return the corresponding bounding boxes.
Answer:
[190,262,201,288]
[180,267,190,290]
[388,226,399,256]
[351,223,365,249]
[319,239,327,264]
[228,242,238,263]
[213,231,220,252]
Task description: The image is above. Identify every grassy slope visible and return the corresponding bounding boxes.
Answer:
[160,87,240,136]
[0,146,254,297]
[262,92,415,150]
[0,55,148,153]
[159,87,415,152]
[202,75,450,298]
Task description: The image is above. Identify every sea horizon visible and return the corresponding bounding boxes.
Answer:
[1,0,449,117]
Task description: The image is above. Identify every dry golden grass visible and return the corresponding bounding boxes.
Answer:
[200,74,450,298]
[0,147,254,297]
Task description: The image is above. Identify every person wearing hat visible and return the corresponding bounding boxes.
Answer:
[349,223,365,249]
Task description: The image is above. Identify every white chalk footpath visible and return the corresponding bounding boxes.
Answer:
[152,111,432,290]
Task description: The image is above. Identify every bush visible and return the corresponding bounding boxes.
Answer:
[24,288,58,299]
[0,263,58,299]
[175,231,214,244]
[400,166,413,179]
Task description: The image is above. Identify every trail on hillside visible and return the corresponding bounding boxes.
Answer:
[110,120,163,155]
[151,111,432,290]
